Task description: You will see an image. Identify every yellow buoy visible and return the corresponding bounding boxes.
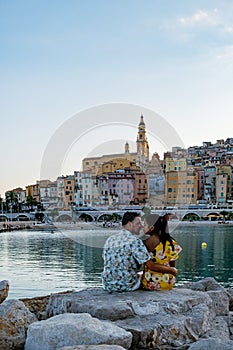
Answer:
[201,242,207,248]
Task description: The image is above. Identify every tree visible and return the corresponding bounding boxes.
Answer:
[5,191,18,212]
[26,195,38,211]
[220,210,229,221]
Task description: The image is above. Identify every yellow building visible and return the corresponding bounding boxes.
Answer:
[63,175,75,209]
[165,157,187,172]
[166,170,198,206]
[216,164,232,204]
[82,143,137,175]
[98,158,139,176]
[25,184,40,203]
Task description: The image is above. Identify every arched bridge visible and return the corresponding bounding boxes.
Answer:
[55,208,232,222]
[151,208,232,221]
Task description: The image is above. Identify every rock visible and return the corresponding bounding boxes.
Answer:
[183,277,225,292]
[20,294,50,320]
[0,299,37,350]
[24,313,132,350]
[229,311,233,339]
[60,346,126,350]
[115,303,212,349]
[226,288,233,311]
[42,287,221,349]
[7,278,233,350]
[44,288,135,321]
[188,338,233,350]
[207,290,229,316]
[204,316,230,341]
[20,289,74,320]
[0,280,9,304]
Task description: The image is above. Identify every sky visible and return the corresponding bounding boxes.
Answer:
[0,0,233,197]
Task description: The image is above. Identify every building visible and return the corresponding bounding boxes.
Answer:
[37,179,58,209]
[134,172,148,204]
[82,142,137,175]
[204,166,216,204]
[57,176,65,209]
[63,175,75,209]
[82,115,149,175]
[25,184,40,203]
[166,170,198,206]
[98,158,138,176]
[136,115,149,172]
[216,165,232,204]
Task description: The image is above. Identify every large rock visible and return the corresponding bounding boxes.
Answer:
[44,288,135,321]
[226,287,233,311]
[188,277,225,291]
[229,311,233,339]
[0,280,9,303]
[25,313,132,350]
[41,284,229,349]
[188,338,233,350]
[0,299,37,350]
[20,289,74,320]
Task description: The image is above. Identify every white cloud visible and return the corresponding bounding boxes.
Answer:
[179,8,218,26]
[216,45,233,61]
[226,26,233,33]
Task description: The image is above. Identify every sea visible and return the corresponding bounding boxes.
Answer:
[0,223,233,299]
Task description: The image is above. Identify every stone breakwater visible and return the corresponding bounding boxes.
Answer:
[0,278,233,350]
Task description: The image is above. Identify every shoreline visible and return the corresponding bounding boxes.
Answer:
[1,220,233,233]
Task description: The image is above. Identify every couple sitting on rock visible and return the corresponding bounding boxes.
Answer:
[102,211,182,292]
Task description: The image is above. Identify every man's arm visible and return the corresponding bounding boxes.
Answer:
[145,259,177,276]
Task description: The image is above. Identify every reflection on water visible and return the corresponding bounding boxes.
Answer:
[173,224,233,288]
[0,230,107,299]
[0,225,232,299]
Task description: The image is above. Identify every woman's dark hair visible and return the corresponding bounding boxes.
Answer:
[122,211,140,226]
[144,214,174,252]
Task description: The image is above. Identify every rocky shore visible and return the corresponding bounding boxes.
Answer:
[0,278,233,349]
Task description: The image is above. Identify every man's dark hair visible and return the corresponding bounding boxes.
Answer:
[122,212,140,226]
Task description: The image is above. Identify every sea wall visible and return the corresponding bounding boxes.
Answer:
[0,278,233,350]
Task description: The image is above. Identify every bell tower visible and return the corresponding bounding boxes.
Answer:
[125,141,129,155]
[136,115,149,172]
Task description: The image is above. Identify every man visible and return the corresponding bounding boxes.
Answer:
[102,211,177,292]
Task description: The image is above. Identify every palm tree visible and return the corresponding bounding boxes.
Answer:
[0,197,3,213]
[26,195,38,211]
[5,191,18,212]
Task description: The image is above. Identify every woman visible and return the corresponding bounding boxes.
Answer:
[141,214,182,291]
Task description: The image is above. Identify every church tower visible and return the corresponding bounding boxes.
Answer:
[125,141,129,155]
[136,115,149,172]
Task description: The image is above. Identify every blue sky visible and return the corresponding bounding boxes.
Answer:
[0,1,233,196]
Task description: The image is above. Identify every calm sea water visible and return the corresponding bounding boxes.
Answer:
[0,224,232,299]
